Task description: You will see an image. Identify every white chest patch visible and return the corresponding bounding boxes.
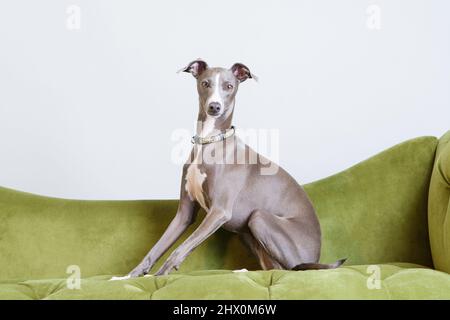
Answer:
[185,164,208,210]
[186,117,216,211]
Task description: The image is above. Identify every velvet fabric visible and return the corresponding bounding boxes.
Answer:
[428,130,450,273]
[304,136,437,267]
[0,134,449,299]
[0,264,449,300]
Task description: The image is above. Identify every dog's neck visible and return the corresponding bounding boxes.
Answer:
[196,101,234,138]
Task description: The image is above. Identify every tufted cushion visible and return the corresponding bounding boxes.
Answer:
[428,130,450,273]
[0,264,449,300]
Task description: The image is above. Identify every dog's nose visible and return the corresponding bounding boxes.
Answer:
[208,102,221,115]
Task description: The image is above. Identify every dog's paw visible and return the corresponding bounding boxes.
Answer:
[109,275,131,281]
[232,268,248,273]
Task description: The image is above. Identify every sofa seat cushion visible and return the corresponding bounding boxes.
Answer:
[1,264,449,300]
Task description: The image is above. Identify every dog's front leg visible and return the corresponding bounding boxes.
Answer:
[128,194,197,277]
[154,207,231,276]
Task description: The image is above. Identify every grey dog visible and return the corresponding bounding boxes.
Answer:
[127,60,345,277]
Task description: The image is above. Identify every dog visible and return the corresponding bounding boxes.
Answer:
[127,59,345,277]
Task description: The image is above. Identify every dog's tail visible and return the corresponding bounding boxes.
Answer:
[291,258,347,271]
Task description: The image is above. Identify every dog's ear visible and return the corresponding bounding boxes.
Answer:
[231,63,257,82]
[178,59,208,78]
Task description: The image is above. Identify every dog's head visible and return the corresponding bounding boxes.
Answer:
[180,59,256,119]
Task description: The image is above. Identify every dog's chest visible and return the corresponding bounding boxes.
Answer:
[185,164,209,210]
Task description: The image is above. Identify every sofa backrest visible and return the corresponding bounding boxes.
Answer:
[0,135,439,280]
[0,190,259,280]
[428,130,450,273]
[303,136,437,268]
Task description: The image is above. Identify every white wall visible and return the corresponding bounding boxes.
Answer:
[0,0,449,200]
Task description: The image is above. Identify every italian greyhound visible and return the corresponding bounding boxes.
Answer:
[126,60,345,277]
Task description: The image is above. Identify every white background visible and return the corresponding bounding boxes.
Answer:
[0,0,449,200]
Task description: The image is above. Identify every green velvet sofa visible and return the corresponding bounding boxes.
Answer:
[1,131,449,300]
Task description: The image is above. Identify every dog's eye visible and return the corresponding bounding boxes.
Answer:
[226,84,233,90]
[201,81,209,88]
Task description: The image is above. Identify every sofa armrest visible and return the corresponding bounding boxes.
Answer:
[428,130,450,273]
